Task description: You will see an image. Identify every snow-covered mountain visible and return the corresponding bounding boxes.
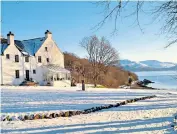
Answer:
[140,60,176,68]
[120,59,177,71]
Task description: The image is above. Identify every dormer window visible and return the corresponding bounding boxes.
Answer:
[6,54,10,59]
[25,57,29,62]
[45,47,48,51]
[15,55,19,62]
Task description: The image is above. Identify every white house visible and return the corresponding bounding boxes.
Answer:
[0,30,71,87]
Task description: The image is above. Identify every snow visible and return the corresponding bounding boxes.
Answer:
[1,86,177,134]
[120,59,177,69]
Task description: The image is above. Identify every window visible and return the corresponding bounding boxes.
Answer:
[46,58,49,63]
[38,56,42,63]
[25,57,29,62]
[6,54,10,59]
[15,55,19,62]
[33,70,36,74]
[45,47,48,51]
[15,70,19,78]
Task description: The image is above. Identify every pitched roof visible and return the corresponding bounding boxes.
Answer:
[0,38,8,55]
[1,37,46,56]
[15,37,46,56]
[0,43,9,55]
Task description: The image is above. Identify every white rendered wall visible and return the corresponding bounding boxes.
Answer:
[1,44,24,85]
[1,34,68,86]
[35,37,64,67]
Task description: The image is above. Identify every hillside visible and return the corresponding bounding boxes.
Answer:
[120,59,177,71]
[64,53,138,88]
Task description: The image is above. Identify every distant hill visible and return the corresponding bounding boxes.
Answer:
[120,59,177,71]
[64,52,138,88]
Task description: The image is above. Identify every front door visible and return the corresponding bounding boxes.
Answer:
[26,70,30,81]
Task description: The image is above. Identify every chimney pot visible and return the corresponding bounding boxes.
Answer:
[45,30,52,38]
[7,31,14,45]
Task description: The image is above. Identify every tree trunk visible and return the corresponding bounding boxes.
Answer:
[94,83,97,88]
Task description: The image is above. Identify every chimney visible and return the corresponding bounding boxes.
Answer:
[7,31,14,45]
[45,30,52,39]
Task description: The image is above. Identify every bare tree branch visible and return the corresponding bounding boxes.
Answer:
[80,35,119,87]
[94,0,177,46]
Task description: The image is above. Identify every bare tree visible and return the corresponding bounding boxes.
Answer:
[94,0,177,47]
[80,35,119,87]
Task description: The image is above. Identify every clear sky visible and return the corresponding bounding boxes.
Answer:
[1,1,177,63]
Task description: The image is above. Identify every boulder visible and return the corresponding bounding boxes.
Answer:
[29,114,34,120]
[64,111,70,117]
[75,111,82,115]
[143,79,154,85]
[55,113,59,117]
[18,115,25,121]
[11,116,18,121]
[41,114,47,119]
[24,115,29,120]
[5,115,10,121]
[1,115,6,121]
[34,114,40,120]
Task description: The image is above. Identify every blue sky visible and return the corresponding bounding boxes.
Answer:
[1,1,177,63]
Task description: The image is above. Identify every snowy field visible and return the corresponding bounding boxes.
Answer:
[1,86,177,134]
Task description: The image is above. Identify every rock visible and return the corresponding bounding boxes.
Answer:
[119,101,126,105]
[51,113,56,118]
[108,105,114,108]
[5,115,10,121]
[114,103,120,107]
[18,115,25,121]
[29,114,34,120]
[55,113,59,117]
[58,112,65,117]
[75,111,82,115]
[1,115,6,121]
[41,114,47,119]
[24,115,29,120]
[143,79,154,85]
[34,114,40,120]
[49,114,53,119]
[64,111,70,117]
[11,116,18,121]
[44,113,50,119]
[69,111,76,116]
[83,111,89,114]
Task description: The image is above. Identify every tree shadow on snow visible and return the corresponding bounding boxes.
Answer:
[2,116,175,134]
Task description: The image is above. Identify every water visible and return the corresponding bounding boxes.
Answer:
[135,71,177,90]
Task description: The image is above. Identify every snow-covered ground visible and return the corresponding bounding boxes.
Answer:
[1,86,177,134]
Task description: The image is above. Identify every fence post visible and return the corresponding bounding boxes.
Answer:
[82,80,85,91]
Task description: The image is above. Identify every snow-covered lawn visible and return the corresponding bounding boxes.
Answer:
[1,86,177,134]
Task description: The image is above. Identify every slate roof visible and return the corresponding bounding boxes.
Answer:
[0,43,9,55]
[1,37,46,56]
[15,37,46,56]
[1,38,8,55]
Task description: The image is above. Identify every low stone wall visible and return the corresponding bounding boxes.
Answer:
[1,95,156,121]
[171,114,177,131]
